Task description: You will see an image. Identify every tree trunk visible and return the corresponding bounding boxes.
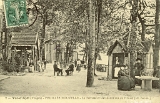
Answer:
[93,0,102,76]
[86,0,96,87]
[141,22,146,41]
[4,27,7,61]
[154,0,160,69]
[130,22,137,71]
[66,43,69,63]
[129,0,138,74]
[94,50,98,76]
[41,12,47,61]
[155,0,160,93]
[85,44,88,63]
[138,14,146,41]
[0,32,2,60]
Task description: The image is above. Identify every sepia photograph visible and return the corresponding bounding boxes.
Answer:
[0,0,160,103]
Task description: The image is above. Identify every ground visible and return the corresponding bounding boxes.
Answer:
[0,63,160,103]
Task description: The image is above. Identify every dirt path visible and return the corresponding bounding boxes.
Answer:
[0,64,159,97]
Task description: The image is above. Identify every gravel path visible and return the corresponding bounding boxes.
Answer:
[0,64,159,98]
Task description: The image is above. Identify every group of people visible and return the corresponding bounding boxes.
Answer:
[53,59,86,76]
[117,58,144,91]
[34,59,84,76]
[53,61,74,76]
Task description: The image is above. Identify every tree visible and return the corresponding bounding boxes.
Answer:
[128,0,139,74]
[155,0,160,69]
[86,0,96,87]
[155,0,160,92]
[93,0,102,76]
[27,0,68,61]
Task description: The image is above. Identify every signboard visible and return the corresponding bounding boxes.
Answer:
[3,0,28,28]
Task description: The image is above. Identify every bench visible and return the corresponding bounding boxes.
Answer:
[135,76,159,91]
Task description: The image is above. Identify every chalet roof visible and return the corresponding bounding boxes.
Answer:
[10,32,38,46]
[107,40,127,55]
[107,40,153,56]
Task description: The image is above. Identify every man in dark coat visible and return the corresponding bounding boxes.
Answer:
[133,58,144,86]
[74,60,77,67]
[65,62,74,75]
[53,61,63,76]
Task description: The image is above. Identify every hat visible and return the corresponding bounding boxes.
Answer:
[136,58,142,61]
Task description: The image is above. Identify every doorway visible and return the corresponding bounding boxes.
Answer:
[112,53,125,79]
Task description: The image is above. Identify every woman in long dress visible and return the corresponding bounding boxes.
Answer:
[117,66,135,91]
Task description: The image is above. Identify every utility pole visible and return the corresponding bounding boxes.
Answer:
[86,0,96,87]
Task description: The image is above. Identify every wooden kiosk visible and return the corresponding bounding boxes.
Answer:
[107,40,154,79]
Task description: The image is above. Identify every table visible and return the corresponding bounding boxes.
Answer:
[135,76,159,91]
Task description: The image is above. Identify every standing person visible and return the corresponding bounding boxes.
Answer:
[29,60,34,72]
[133,58,144,86]
[37,60,41,72]
[76,60,81,72]
[44,59,47,70]
[53,61,63,76]
[74,60,77,67]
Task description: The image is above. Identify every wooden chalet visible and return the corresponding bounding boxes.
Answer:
[9,32,40,71]
[107,40,154,79]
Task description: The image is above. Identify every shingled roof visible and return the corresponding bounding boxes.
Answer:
[107,40,127,55]
[107,40,153,56]
[10,32,38,46]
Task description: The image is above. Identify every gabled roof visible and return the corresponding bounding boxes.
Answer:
[107,40,153,55]
[107,40,127,55]
[10,32,38,46]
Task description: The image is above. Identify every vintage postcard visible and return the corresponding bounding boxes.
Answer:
[0,0,160,103]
